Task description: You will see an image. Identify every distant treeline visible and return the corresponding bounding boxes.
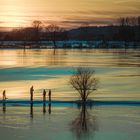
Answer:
[0,16,140,43]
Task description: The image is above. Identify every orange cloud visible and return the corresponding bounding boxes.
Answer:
[0,0,139,28]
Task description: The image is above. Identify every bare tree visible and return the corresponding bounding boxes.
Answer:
[138,16,140,26]
[118,17,124,26]
[117,17,135,47]
[118,17,139,27]
[32,20,42,44]
[32,20,42,28]
[45,24,64,48]
[70,67,98,103]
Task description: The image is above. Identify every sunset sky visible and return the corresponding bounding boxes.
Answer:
[0,0,140,28]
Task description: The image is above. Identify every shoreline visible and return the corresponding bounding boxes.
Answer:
[0,40,140,49]
[0,48,140,50]
[1,100,140,106]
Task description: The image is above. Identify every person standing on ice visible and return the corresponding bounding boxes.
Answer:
[48,89,51,102]
[30,86,34,102]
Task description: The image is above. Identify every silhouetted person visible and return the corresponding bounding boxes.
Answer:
[3,90,6,100]
[48,89,51,103]
[30,86,34,102]
[2,90,7,113]
[43,89,46,114]
[43,89,46,103]
[30,86,34,118]
[48,90,52,114]
[48,103,51,114]
[2,90,6,113]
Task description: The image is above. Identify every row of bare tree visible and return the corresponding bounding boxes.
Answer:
[116,16,140,43]
[8,20,68,48]
[118,16,140,27]
[0,16,140,48]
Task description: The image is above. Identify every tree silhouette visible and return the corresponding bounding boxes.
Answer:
[70,67,98,103]
[45,24,64,49]
[32,20,42,44]
[117,17,135,46]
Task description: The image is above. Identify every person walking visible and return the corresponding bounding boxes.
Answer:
[3,90,6,101]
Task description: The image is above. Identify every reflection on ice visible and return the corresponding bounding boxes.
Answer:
[71,104,98,140]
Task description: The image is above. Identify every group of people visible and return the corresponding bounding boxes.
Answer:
[2,86,52,102]
[30,86,52,102]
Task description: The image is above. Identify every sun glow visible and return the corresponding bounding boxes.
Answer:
[0,0,140,28]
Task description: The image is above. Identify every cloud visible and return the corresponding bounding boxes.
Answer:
[62,20,112,25]
[0,0,140,28]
